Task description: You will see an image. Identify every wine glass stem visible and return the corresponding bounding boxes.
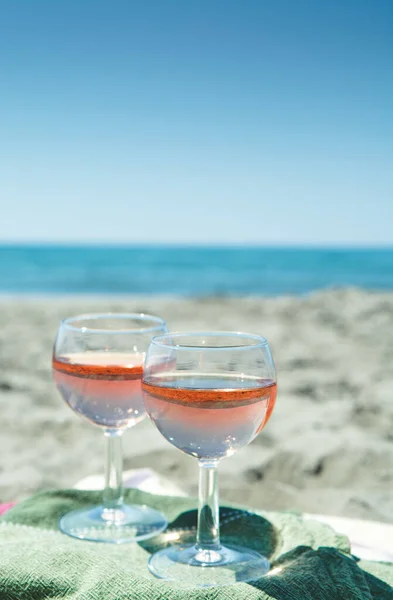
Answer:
[196,460,221,554]
[103,431,124,510]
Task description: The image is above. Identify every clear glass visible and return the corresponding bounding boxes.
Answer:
[52,313,168,543]
[142,332,277,586]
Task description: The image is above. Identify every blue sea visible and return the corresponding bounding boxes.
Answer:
[0,245,392,296]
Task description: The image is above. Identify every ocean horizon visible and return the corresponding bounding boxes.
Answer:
[1,244,392,297]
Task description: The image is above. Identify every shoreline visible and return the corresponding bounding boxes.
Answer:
[0,285,392,299]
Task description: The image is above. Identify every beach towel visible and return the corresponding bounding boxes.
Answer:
[1,489,392,599]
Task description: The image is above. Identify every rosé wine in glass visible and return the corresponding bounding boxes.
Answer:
[142,374,276,459]
[52,313,168,544]
[142,332,277,586]
[53,352,146,430]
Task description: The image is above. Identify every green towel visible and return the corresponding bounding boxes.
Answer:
[0,489,392,599]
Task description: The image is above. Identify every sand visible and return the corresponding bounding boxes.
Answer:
[0,289,392,523]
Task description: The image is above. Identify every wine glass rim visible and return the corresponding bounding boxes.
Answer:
[150,331,269,350]
[61,313,166,334]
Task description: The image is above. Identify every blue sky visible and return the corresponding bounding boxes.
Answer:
[1,0,392,245]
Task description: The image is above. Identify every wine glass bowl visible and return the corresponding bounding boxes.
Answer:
[53,314,164,431]
[142,332,277,585]
[52,313,168,543]
[143,333,276,460]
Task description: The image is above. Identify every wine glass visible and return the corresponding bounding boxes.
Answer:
[142,332,277,586]
[52,313,168,543]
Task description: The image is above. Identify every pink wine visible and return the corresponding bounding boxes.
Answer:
[142,374,277,460]
[53,352,146,430]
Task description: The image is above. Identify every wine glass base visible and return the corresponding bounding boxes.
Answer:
[148,543,270,587]
[59,504,168,543]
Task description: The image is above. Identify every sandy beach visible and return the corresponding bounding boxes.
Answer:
[1,289,392,523]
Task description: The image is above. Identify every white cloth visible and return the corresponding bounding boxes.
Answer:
[75,469,393,563]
